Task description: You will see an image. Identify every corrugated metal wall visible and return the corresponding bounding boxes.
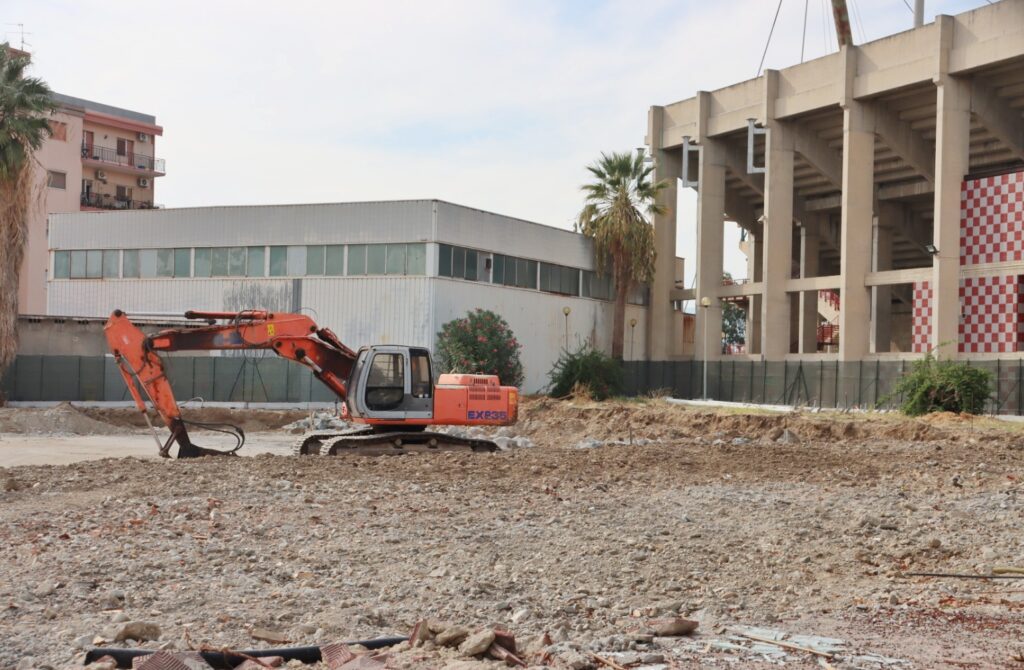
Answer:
[50,200,435,249]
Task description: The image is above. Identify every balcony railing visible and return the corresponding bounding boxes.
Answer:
[80,192,155,210]
[81,143,166,174]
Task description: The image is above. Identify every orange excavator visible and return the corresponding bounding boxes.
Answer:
[104,309,518,458]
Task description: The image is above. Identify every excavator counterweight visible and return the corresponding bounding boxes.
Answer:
[104,310,518,458]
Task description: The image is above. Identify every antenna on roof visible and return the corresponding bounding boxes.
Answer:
[4,23,32,51]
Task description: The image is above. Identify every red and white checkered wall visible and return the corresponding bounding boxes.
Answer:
[913,171,1024,353]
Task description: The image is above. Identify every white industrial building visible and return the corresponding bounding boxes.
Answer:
[45,200,681,391]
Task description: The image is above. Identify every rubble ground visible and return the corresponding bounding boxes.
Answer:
[1,398,1023,669]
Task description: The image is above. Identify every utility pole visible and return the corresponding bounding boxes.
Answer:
[913,0,924,28]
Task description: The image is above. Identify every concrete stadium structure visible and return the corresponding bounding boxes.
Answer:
[646,2,1024,365]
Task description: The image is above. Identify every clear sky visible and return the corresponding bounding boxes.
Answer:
[5,0,993,285]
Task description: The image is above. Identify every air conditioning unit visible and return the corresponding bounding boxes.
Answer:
[137,177,150,188]
[95,169,107,181]
[137,132,149,142]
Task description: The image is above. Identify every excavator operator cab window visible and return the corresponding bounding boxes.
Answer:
[365,352,405,411]
[410,350,432,399]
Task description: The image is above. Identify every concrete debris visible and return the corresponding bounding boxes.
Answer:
[235,657,284,670]
[459,629,496,657]
[646,617,698,636]
[132,651,210,670]
[250,626,292,644]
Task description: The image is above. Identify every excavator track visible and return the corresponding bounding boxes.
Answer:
[293,429,498,456]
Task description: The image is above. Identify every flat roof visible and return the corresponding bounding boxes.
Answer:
[51,92,156,126]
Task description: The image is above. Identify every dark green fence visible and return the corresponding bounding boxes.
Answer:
[4,355,1024,414]
[622,358,1024,415]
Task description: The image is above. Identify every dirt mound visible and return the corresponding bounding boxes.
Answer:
[515,397,956,449]
[0,403,122,435]
[79,406,310,431]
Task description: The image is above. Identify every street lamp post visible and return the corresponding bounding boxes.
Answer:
[700,296,711,401]
[629,318,637,360]
[562,306,571,350]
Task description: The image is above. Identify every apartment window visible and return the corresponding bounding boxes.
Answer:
[247,246,265,277]
[269,246,287,276]
[123,250,140,278]
[174,248,191,277]
[194,248,212,277]
[366,244,386,274]
[115,185,132,203]
[325,245,345,275]
[211,248,229,276]
[139,249,158,278]
[47,171,67,190]
[347,245,366,275]
[117,138,127,156]
[306,245,325,275]
[102,250,120,278]
[228,247,246,276]
[53,251,70,279]
[49,120,68,142]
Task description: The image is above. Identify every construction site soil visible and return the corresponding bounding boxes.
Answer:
[1,398,1022,669]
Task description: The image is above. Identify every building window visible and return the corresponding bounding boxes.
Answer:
[269,246,287,276]
[407,243,426,275]
[306,245,325,275]
[49,120,68,142]
[211,248,229,276]
[540,262,579,296]
[628,283,649,306]
[53,251,71,279]
[123,250,140,278]
[156,249,174,277]
[102,250,120,278]
[582,270,613,301]
[492,253,537,289]
[70,250,86,278]
[385,244,406,275]
[47,171,67,190]
[194,248,212,277]
[366,244,386,275]
[286,246,307,276]
[228,247,246,276]
[174,248,191,277]
[439,244,452,277]
[347,245,366,275]
[115,185,132,203]
[325,245,345,275]
[247,246,265,277]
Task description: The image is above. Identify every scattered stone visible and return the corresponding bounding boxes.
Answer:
[436,626,470,647]
[647,617,699,636]
[251,627,292,644]
[459,629,496,657]
[114,621,161,642]
[511,607,532,625]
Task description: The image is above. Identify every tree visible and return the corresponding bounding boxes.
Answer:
[435,309,524,388]
[0,45,54,374]
[721,272,746,352]
[577,151,668,360]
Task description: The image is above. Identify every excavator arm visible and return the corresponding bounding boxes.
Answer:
[104,309,358,458]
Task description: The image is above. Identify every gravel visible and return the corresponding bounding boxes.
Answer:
[1,399,1023,668]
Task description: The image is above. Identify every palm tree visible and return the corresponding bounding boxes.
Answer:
[577,150,668,360]
[0,45,54,375]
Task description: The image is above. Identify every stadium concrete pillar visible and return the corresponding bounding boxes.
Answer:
[931,76,971,357]
[761,123,795,360]
[798,221,821,354]
[646,105,681,361]
[694,137,726,362]
[837,100,875,361]
[748,233,763,355]
[872,203,898,352]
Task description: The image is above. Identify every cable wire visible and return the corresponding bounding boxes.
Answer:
[757,0,785,77]
[801,0,810,62]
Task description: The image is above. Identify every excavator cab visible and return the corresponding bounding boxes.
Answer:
[347,346,434,421]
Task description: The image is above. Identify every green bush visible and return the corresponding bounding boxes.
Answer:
[435,309,524,387]
[546,345,623,400]
[890,354,992,416]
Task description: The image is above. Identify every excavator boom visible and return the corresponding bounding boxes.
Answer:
[105,309,358,457]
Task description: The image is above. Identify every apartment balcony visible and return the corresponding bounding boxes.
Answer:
[81,143,166,176]
[80,192,156,211]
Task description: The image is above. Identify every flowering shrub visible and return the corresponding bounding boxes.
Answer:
[435,309,524,388]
